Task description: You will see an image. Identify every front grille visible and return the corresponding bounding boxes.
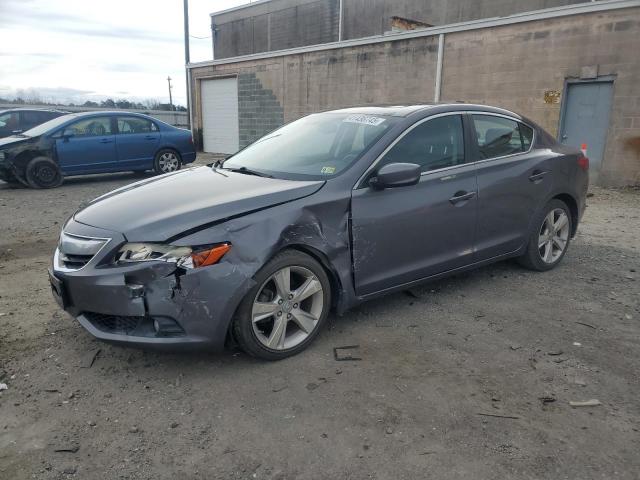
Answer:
[55,232,109,271]
[84,312,145,335]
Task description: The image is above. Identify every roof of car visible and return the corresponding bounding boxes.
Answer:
[326,103,523,119]
[62,110,155,118]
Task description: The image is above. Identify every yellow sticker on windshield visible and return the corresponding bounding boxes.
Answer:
[321,166,336,175]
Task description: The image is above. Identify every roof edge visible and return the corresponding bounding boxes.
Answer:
[210,0,275,17]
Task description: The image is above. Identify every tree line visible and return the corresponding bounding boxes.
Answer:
[0,96,186,112]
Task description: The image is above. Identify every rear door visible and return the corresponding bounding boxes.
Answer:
[55,116,117,173]
[115,116,160,170]
[471,113,552,261]
[351,113,478,296]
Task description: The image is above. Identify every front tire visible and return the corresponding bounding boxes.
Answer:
[233,250,332,361]
[518,199,572,271]
[25,156,63,189]
[153,149,181,175]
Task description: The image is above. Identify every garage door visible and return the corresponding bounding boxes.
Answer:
[201,77,239,154]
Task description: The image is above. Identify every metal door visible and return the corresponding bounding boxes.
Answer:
[560,81,613,169]
[201,77,239,154]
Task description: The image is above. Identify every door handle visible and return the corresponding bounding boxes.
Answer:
[99,139,113,144]
[449,191,476,205]
[145,135,157,140]
[529,170,548,183]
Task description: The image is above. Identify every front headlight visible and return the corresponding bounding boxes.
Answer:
[114,242,231,269]
[0,151,5,160]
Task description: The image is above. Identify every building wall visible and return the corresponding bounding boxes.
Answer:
[192,7,640,186]
[212,0,589,58]
[440,9,640,185]
[342,0,586,39]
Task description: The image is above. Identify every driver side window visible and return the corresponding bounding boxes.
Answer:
[66,117,113,137]
[380,115,465,173]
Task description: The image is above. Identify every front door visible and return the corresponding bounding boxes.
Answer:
[351,114,477,297]
[560,81,613,170]
[56,116,116,173]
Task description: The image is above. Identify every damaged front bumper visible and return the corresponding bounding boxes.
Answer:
[49,219,251,350]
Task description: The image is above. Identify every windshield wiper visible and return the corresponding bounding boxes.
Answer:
[222,166,273,178]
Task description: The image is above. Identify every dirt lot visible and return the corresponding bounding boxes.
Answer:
[0,160,639,480]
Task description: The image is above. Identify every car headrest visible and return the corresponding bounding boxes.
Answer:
[485,128,513,145]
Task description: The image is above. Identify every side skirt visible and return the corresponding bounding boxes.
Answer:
[355,248,524,303]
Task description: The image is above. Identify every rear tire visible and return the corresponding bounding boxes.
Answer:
[25,156,63,189]
[153,149,181,175]
[233,250,332,361]
[518,199,572,271]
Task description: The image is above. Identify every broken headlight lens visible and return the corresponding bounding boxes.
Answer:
[114,243,231,269]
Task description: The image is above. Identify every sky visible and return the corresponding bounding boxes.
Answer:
[0,0,254,107]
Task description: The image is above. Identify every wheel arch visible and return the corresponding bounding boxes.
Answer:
[155,146,182,160]
[15,149,49,167]
[223,243,344,349]
[281,244,344,311]
[9,149,51,185]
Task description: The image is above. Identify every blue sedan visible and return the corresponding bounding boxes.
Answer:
[0,111,196,188]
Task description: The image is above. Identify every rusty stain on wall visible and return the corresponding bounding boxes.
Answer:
[625,136,640,156]
[544,90,561,104]
[390,16,433,32]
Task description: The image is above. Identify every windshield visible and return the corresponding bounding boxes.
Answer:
[224,112,397,180]
[22,114,75,137]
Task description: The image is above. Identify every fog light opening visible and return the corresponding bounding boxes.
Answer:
[152,317,186,337]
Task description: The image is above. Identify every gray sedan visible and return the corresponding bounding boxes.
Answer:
[49,104,589,360]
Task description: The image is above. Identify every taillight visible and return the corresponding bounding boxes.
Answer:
[577,155,589,171]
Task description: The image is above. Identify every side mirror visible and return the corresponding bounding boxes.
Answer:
[369,163,421,189]
[62,129,75,140]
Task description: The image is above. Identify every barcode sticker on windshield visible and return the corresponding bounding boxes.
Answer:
[343,114,386,126]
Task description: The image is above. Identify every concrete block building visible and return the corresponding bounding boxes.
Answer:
[187,0,640,186]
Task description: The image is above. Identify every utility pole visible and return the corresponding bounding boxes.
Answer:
[183,0,191,126]
[167,76,174,111]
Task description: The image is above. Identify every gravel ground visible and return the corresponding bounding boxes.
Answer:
[0,158,639,480]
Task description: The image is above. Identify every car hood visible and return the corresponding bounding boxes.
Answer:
[74,166,325,242]
[0,135,33,149]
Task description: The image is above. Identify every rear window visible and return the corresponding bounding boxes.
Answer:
[472,115,534,160]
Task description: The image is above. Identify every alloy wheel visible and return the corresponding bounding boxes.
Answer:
[538,208,570,264]
[251,266,324,350]
[158,152,179,173]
